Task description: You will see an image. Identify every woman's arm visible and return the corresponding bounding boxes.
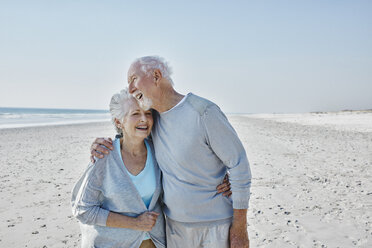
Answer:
[71,161,159,231]
[71,163,109,226]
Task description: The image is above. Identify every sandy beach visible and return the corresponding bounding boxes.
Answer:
[0,112,371,247]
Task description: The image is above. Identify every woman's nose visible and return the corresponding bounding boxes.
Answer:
[140,113,147,122]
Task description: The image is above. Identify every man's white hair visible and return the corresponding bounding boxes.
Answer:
[109,88,133,135]
[133,56,174,85]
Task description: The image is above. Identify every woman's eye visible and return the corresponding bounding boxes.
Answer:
[132,112,139,115]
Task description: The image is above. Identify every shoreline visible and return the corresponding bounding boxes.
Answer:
[0,119,111,130]
[2,109,371,131]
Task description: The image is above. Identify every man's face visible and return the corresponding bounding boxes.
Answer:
[127,64,154,110]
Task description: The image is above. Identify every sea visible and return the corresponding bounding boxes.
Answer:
[0,107,111,129]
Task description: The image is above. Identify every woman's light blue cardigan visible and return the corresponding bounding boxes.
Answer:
[71,139,166,248]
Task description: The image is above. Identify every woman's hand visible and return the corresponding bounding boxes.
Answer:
[134,211,160,231]
[216,174,231,197]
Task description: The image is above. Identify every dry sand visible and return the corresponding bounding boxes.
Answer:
[0,112,371,247]
[0,122,114,248]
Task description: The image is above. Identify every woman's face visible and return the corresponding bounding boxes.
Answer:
[118,97,153,139]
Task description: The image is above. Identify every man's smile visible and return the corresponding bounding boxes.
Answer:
[135,92,143,100]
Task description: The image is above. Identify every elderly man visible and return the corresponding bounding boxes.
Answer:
[92,56,251,248]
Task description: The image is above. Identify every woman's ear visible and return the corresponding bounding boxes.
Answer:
[114,118,122,129]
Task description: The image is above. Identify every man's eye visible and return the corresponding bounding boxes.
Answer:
[132,112,139,115]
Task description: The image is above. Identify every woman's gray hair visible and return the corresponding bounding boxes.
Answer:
[109,88,132,135]
[133,56,174,85]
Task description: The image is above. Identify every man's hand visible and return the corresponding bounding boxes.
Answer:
[90,137,114,163]
[134,211,159,232]
[216,174,232,197]
[230,209,249,248]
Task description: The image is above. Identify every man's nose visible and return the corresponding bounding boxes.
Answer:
[128,83,135,94]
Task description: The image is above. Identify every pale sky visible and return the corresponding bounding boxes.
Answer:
[1,0,371,113]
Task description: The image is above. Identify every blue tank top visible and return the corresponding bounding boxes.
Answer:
[115,138,156,240]
[115,138,156,209]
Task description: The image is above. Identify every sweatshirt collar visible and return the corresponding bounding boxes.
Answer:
[160,92,192,115]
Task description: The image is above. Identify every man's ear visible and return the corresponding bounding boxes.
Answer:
[153,69,163,85]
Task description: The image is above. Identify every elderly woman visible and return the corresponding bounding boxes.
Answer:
[71,88,164,248]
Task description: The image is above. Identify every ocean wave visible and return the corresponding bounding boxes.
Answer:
[0,118,111,129]
[0,107,111,129]
[0,113,110,119]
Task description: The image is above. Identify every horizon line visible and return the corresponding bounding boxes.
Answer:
[0,106,109,112]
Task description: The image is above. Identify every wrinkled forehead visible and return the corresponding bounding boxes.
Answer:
[127,62,142,82]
